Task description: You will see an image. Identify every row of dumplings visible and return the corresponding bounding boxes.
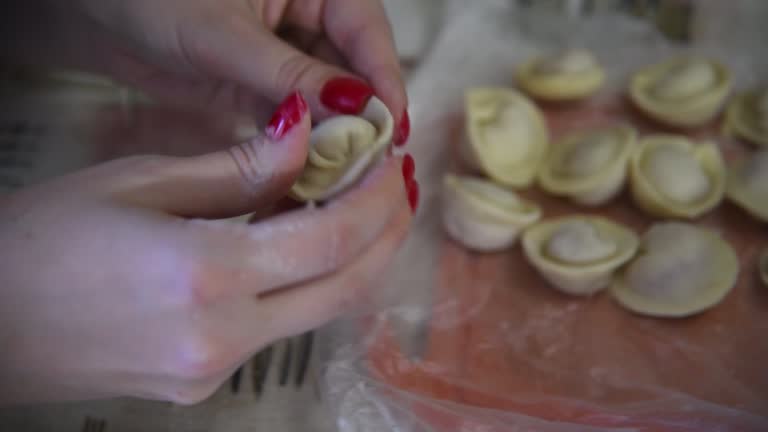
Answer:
[461,86,768,223]
[443,173,766,318]
[515,49,768,148]
[441,52,768,318]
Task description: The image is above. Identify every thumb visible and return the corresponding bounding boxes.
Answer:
[114,92,311,219]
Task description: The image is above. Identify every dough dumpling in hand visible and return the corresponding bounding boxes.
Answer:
[291,96,394,202]
[611,222,739,318]
[462,87,549,188]
[629,134,725,219]
[629,57,731,127]
[516,48,605,101]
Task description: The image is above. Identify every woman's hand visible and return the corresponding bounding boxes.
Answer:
[3,0,409,144]
[0,93,416,404]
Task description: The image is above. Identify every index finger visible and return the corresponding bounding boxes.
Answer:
[325,0,407,123]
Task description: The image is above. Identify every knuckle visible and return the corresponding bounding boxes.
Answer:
[176,20,230,70]
[227,139,273,195]
[274,53,316,95]
[174,334,234,381]
[181,263,224,309]
[322,218,359,271]
[176,16,253,74]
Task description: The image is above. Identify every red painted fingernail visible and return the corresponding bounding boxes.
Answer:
[266,91,308,140]
[394,110,410,147]
[407,179,419,214]
[320,77,374,114]
[402,153,415,182]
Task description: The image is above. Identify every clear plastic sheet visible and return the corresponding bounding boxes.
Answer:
[321,2,768,431]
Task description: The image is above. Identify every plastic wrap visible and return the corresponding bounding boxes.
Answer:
[321,2,768,431]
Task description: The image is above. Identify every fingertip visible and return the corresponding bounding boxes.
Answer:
[279,102,312,150]
[406,178,419,214]
[266,91,310,141]
[274,113,312,191]
[223,92,312,206]
[276,91,313,147]
[372,71,408,126]
[394,109,410,147]
[319,76,375,115]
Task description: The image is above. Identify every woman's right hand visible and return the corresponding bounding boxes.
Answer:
[0,92,416,405]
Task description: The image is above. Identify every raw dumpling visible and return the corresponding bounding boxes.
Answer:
[630,134,725,219]
[522,216,639,296]
[442,174,542,252]
[291,96,393,202]
[611,222,739,318]
[724,87,768,147]
[726,149,768,222]
[516,49,605,101]
[462,87,549,188]
[629,57,731,127]
[538,124,636,205]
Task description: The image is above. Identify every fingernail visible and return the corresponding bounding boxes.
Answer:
[394,110,410,147]
[407,179,420,214]
[266,91,308,140]
[320,77,374,114]
[402,153,415,182]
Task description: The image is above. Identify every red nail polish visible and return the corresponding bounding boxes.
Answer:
[320,77,374,114]
[266,91,308,140]
[394,110,410,147]
[402,153,415,182]
[407,179,419,213]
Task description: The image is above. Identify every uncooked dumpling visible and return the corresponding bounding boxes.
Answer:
[291,96,393,201]
[545,221,618,264]
[611,222,739,318]
[539,124,636,205]
[516,49,605,101]
[522,216,639,296]
[645,146,711,203]
[726,149,768,222]
[630,134,725,219]
[629,57,731,127]
[724,87,768,147]
[463,87,549,188]
[442,174,541,252]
